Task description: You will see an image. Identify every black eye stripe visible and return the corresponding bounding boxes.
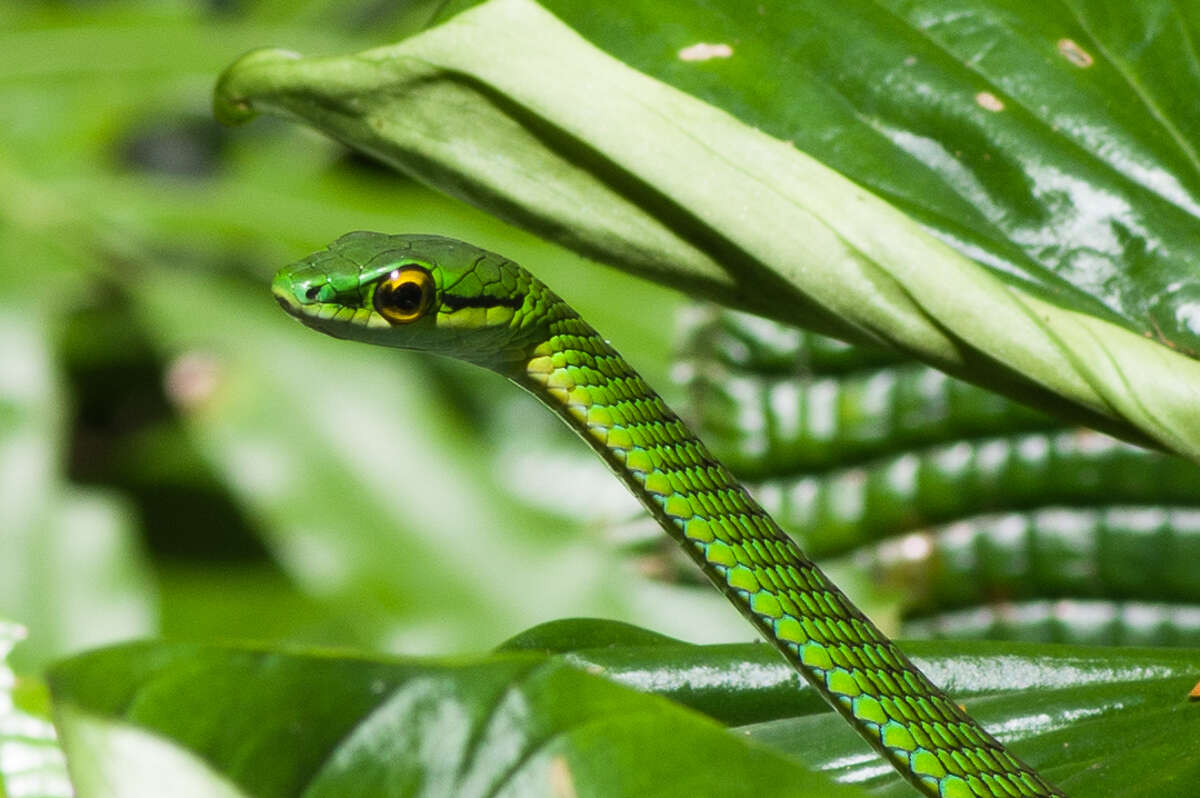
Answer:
[442,293,523,310]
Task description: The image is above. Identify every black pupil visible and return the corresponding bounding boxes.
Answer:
[391,280,424,312]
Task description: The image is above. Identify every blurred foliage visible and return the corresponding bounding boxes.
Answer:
[0,0,707,680]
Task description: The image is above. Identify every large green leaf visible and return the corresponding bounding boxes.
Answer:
[47,626,1200,797]
[213,0,1200,463]
[454,0,1200,350]
[499,618,1200,723]
[49,641,865,798]
[497,623,1200,796]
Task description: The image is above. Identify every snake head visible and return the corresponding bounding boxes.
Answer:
[273,231,549,370]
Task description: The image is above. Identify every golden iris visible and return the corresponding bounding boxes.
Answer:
[373,267,434,324]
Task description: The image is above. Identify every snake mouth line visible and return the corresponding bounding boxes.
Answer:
[273,293,300,314]
[271,283,332,321]
[273,291,336,323]
[271,278,304,313]
[273,289,389,330]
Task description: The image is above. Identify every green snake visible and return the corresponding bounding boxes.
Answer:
[272,232,1065,798]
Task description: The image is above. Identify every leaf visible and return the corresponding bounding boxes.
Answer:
[50,626,1200,798]
[497,619,1200,751]
[48,642,868,798]
[680,308,1058,481]
[457,0,1200,351]
[541,624,1200,797]
[213,0,1200,464]
[740,643,1200,797]
[497,617,689,652]
[662,307,1200,647]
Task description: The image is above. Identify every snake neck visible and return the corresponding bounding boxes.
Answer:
[507,296,1064,798]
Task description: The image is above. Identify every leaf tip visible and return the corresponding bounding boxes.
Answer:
[213,48,302,126]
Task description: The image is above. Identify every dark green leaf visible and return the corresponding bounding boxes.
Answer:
[494,621,1200,738]
[52,631,1197,797]
[741,643,1200,797]
[499,0,1200,352]
[497,617,690,652]
[570,625,1200,796]
[50,642,868,798]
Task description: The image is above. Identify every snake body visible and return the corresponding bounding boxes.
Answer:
[273,232,1064,798]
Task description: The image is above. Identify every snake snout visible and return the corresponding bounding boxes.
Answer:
[271,268,311,315]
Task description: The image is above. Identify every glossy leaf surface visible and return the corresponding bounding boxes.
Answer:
[742,645,1200,797]
[487,0,1200,351]
[215,0,1200,462]
[509,623,1200,797]
[50,642,865,798]
[48,628,1200,798]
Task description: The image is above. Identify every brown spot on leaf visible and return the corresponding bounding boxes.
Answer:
[678,42,733,62]
[975,91,1004,112]
[1058,38,1094,68]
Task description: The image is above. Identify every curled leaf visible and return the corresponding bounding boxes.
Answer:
[215,0,1200,461]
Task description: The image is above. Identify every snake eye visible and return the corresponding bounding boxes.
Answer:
[373,266,435,324]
